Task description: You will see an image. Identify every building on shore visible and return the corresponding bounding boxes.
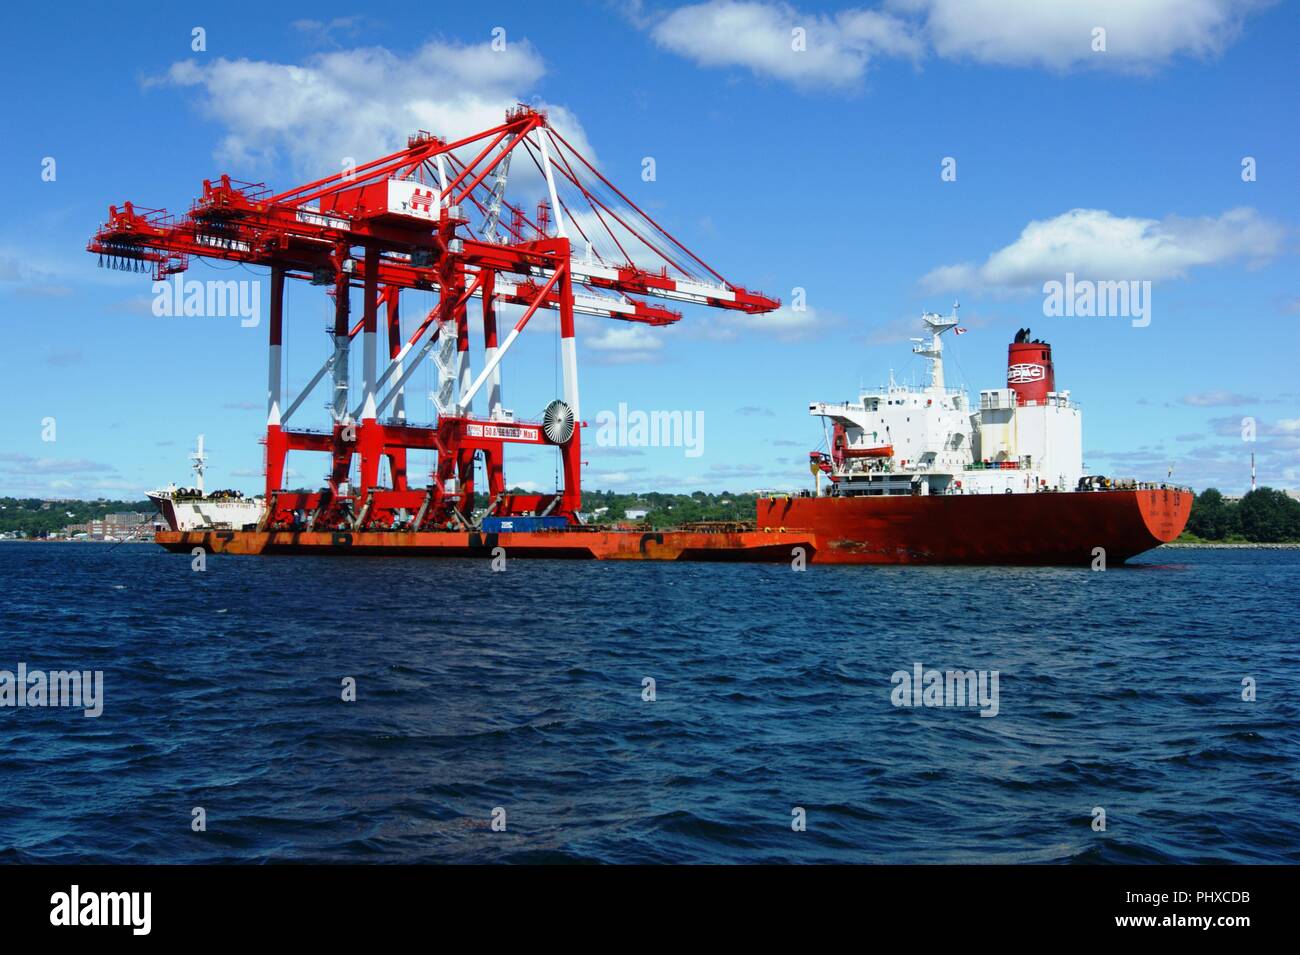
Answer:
[62,512,158,541]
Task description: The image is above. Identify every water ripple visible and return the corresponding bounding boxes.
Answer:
[0,542,1296,863]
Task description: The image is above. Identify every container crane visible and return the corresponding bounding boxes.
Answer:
[88,105,779,531]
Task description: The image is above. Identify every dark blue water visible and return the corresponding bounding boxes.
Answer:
[1,542,1296,863]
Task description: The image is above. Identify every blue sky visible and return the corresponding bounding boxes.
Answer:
[2,0,1297,499]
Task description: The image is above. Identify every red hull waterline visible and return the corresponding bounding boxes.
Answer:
[156,487,1190,566]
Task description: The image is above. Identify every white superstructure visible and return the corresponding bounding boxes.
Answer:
[810,308,1085,496]
[147,435,266,531]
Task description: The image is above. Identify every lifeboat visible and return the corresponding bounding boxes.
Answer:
[834,427,893,459]
[842,444,894,459]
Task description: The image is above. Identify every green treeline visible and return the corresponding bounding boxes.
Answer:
[1184,487,1300,543]
[576,489,760,528]
[0,498,155,537]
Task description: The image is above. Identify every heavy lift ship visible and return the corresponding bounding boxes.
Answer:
[90,106,1187,565]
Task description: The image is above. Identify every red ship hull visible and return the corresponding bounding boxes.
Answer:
[156,487,1189,566]
[757,487,1191,565]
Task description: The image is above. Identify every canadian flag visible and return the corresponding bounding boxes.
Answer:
[953,326,968,335]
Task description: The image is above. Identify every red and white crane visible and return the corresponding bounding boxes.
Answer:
[89,105,779,531]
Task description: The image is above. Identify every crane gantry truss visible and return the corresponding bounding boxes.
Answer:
[89,105,779,531]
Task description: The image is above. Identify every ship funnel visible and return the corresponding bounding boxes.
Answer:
[1006,329,1055,405]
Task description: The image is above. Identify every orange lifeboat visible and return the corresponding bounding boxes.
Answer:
[841,444,894,459]
[834,427,893,459]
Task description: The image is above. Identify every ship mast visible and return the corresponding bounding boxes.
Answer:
[911,303,960,391]
[190,434,207,494]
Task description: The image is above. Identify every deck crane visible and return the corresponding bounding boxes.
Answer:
[89,105,780,531]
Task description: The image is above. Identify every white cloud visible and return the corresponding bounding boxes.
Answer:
[584,322,665,364]
[579,302,819,361]
[291,16,366,47]
[154,39,593,177]
[920,207,1285,293]
[649,1,922,89]
[698,304,823,341]
[1209,415,1300,437]
[752,304,822,339]
[0,454,117,476]
[1181,390,1256,406]
[912,0,1268,73]
[644,0,1269,88]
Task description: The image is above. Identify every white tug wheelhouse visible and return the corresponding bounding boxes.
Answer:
[810,308,1084,497]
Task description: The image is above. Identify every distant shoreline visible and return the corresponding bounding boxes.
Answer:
[1164,541,1300,549]
[0,538,155,544]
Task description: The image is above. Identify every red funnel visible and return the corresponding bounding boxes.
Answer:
[1007,337,1055,405]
